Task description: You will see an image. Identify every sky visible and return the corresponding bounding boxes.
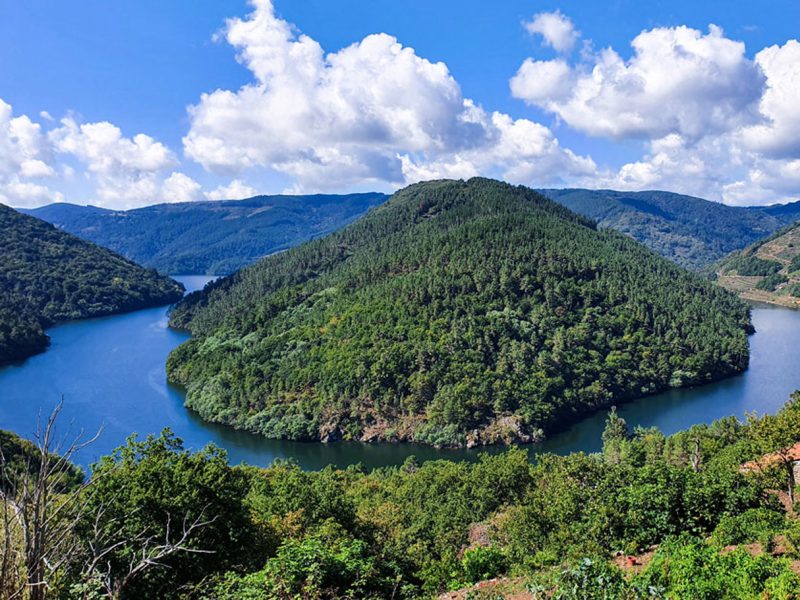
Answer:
[1,0,799,209]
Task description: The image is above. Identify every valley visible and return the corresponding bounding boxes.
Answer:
[0,204,183,364]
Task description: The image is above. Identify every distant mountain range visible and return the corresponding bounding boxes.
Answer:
[24,188,800,276]
[540,189,800,270]
[23,193,388,275]
[0,205,183,364]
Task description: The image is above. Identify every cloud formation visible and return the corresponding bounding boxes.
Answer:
[523,11,580,54]
[0,98,206,209]
[183,0,595,192]
[205,179,258,200]
[0,99,63,206]
[512,22,800,204]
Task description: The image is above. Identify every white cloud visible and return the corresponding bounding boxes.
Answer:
[162,171,203,202]
[740,40,800,158]
[49,117,181,208]
[184,0,594,192]
[205,179,258,200]
[510,59,573,104]
[0,98,211,209]
[523,11,580,54]
[0,179,64,208]
[0,99,63,208]
[511,20,800,205]
[512,25,763,141]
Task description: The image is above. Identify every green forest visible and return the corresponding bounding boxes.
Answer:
[168,178,752,448]
[0,204,184,364]
[24,193,387,275]
[4,394,800,599]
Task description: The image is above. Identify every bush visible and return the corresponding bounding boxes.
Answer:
[755,273,788,292]
[634,535,799,599]
[462,546,507,584]
[725,255,783,276]
[710,508,786,549]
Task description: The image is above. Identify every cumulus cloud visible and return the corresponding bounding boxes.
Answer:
[0,99,63,207]
[740,40,800,158]
[49,118,178,206]
[511,20,800,204]
[523,11,580,54]
[512,24,763,140]
[205,179,258,200]
[184,0,595,192]
[162,172,203,202]
[0,97,216,209]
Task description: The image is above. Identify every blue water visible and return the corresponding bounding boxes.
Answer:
[1,278,799,470]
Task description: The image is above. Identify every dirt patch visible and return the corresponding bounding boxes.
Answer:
[439,577,532,600]
[613,547,657,575]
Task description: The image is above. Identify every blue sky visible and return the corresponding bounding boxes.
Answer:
[1,0,799,208]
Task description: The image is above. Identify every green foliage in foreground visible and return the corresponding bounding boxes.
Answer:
[8,392,795,599]
[0,204,183,364]
[168,178,751,447]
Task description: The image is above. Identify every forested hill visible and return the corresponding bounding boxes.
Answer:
[0,204,184,364]
[540,188,800,270]
[167,178,751,448]
[24,192,388,275]
[715,222,800,308]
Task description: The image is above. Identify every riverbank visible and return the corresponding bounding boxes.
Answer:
[1,287,798,470]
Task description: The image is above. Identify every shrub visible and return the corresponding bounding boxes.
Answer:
[462,546,508,584]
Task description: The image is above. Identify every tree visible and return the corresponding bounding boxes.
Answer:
[74,431,259,599]
[0,402,97,600]
[602,406,630,464]
[746,394,800,505]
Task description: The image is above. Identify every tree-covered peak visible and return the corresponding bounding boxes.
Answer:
[168,178,751,448]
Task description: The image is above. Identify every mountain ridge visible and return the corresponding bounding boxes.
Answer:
[539,188,800,270]
[23,192,388,275]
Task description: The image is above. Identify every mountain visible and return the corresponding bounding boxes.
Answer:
[167,178,751,448]
[24,193,388,275]
[0,204,184,364]
[716,222,800,308]
[540,188,800,270]
[27,189,800,275]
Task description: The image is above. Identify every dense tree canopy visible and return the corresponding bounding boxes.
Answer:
[0,204,183,364]
[168,178,751,447]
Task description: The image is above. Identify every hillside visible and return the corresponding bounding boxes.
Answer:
[540,188,800,270]
[24,192,388,275]
[167,178,751,448]
[716,222,800,308]
[0,204,184,364]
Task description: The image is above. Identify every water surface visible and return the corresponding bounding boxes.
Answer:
[1,281,799,470]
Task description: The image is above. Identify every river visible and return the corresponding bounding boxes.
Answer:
[1,276,799,470]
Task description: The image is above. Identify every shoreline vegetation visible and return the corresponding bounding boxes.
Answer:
[3,393,800,598]
[167,178,752,449]
[0,204,184,365]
